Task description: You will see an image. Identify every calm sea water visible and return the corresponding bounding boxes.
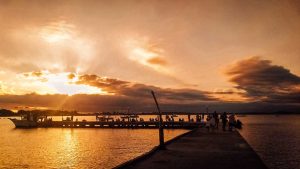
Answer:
[1,115,299,169]
[0,118,188,169]
[238,115,300,169]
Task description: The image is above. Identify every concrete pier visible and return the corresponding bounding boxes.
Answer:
[34,121,204,129]
[116,129,268,169]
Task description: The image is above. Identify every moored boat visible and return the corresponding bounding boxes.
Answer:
[9,118,37,128]
[9,112,38,128]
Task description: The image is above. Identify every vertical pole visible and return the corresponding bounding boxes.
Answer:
[151,90,165,149]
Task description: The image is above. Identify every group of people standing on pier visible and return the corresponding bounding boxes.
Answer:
[206,111,242,132]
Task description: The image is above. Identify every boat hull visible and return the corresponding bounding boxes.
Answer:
[9,119,37,128]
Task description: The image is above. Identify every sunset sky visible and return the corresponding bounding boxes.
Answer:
[0,0,300,112]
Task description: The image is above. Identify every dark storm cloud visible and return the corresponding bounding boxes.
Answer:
[0,73,217,112]
[213,91,240,95]
[0,93,68,107]
[0,93,212,112]
[1,69,300,112]
[1,93,299,113]
[76,74,216,103]
[226,56,300,103]
[0,93,145,111]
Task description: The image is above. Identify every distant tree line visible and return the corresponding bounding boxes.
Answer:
[0,109,15,116]
[0,108,298,117]
[0,109,79,116]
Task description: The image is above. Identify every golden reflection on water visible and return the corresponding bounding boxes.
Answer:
[0,118,188,169]
[54,129,79,168]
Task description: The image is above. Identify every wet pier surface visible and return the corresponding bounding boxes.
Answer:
[117,128,268,169]
[36,121,204,129]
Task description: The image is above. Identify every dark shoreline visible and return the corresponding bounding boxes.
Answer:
[1,113,300,117]
[1,108,299,117]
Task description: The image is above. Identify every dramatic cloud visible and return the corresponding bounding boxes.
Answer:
[0,91,215,112]
[0,72,219,111]
[76,74,130,93]
[1,0,300,91]
[1,93,299,113]
[76,74,216,104]
[0,93,144,112]
[1,1,300,112]
[226,57,300,103]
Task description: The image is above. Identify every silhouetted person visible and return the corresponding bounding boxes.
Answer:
[206,114,215,132]
[166,115,170,122]
[206,115,210,131]
[213,111,219,129]
[235,119,243,129]
[228,114,236,131]
[196,114,200,122]
[221,112,228,131]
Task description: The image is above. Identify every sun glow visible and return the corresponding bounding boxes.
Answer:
[38,20,96,73]
[40,20,74,43]
[21,71,106,95]
[46,73,107,95]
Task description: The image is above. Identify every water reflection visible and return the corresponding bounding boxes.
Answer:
[238,115,300,169]
[0,119,188,169]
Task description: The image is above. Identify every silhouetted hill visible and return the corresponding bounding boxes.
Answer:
[16,110,79,116]
[0,109,15,116]
[1,109,299,117]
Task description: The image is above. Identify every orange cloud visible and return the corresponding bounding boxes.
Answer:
[147,56,167,66]
[75,74,217,104]
[32,71,43,77]
[226,56,300,103]
[68,73,75,80]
